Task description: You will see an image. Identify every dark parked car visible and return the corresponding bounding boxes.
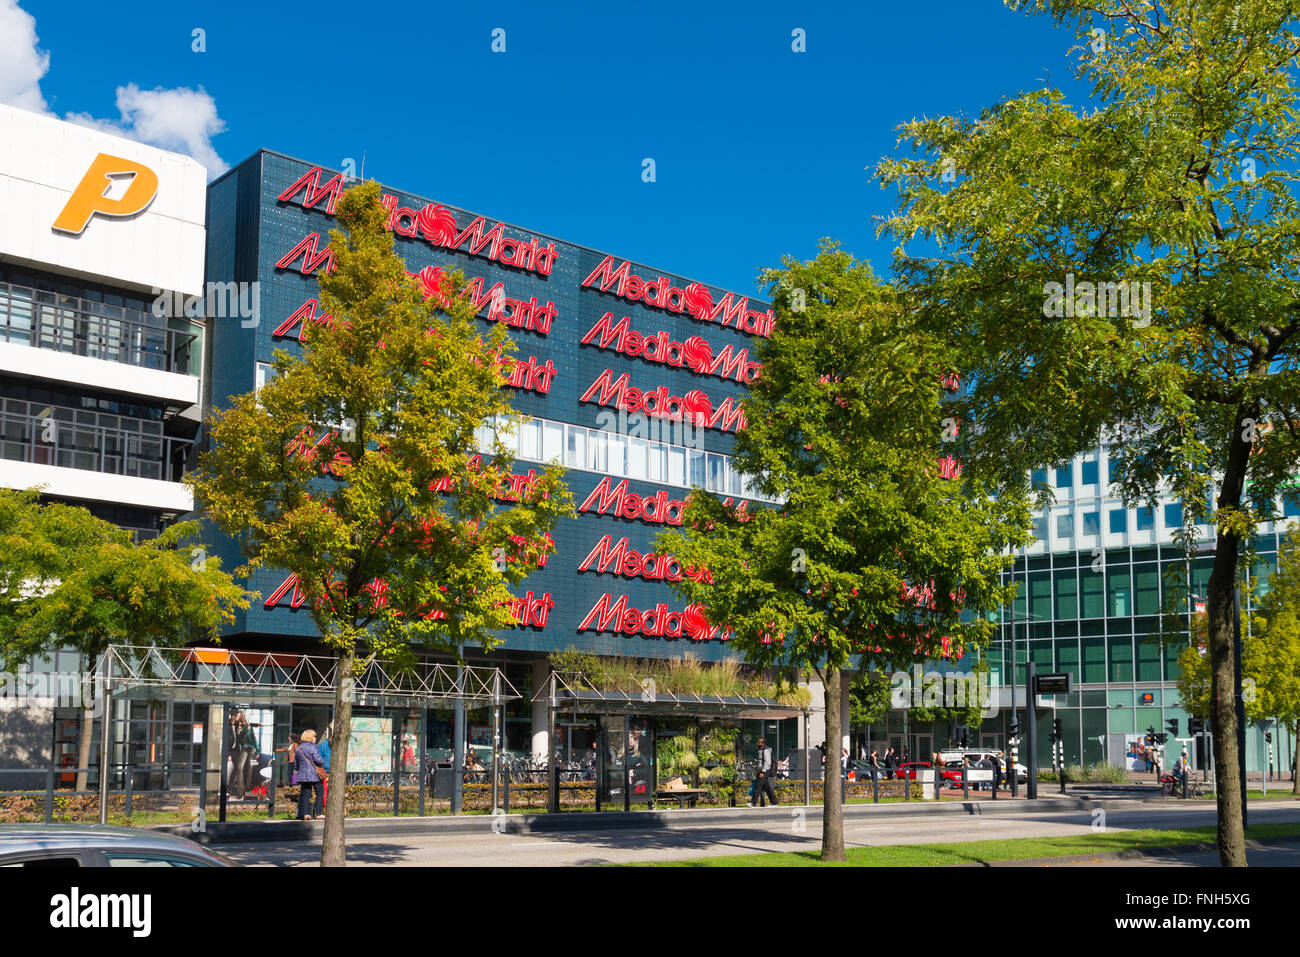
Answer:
[0,825,233,867]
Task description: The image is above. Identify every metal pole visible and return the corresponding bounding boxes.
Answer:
[453,648,465,815]
[547,672,559,814]
[97,652,112,825]
[803,710,811,807]
[622,713,630,813]
[218,703,230,823]
[392,708,401,817]
[1026,661,1038,800]
[491,671,501,814]
[44,764,54,824]
[1234,586,1247,830]
[417,707,425,817]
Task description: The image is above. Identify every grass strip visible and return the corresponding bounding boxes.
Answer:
[643,822,1300,867]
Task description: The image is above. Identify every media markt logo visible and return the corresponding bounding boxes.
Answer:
[889,665,997,718]
[50,888,151,937]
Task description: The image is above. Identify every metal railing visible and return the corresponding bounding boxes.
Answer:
[0,405,192,482]
[0,281,197,374]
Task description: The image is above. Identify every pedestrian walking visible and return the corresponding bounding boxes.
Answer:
[294,729,327,820]
[751,737,778,807]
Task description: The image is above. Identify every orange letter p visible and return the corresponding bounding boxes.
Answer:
[52,153,159,235]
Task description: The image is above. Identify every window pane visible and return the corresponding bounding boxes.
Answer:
[727,461,742,495]
[1055,467,1071,488]
[1108,567,1131,617]
[1081,460,1098,485]
[587,430,606,472]
[566,425,586,469]
[1054,570,1077,619]
[1056,514,1074,539]
[607,434,627,476]
[627,437,648,480]
[518,419,541,460]
[541,421,563,463]
[1134,565,1159,615]
[707,453,725,492]
[1164,502,1183,527]
[1082,511,1100,536]
[1081,635,1106,683]
[647,441,665,483]
[667,446,685,486]
[1032,468,1047,487]
[1136,506,1154,532]
[689,450,706,487]
[1030,573,1052,622]
[1108,635,1133,682]
[1108,509,1127,534]
[1080,569,1104,618]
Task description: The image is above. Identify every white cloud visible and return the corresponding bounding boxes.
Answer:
[0,1,228,177]
[0,0,49,112]
[67,84,229,176]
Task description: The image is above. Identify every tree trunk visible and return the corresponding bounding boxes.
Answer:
[75,654,95,792]
[320,645,354,867]
[821,665,845,862]
[1206,414,1253,868]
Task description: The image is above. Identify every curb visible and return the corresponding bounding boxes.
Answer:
[158,793,1170,845]
[951,833,1300,867]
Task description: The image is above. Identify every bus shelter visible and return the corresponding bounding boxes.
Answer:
[535,670,812,812]
[98,644,521,822]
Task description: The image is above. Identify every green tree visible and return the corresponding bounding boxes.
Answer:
[658,243,1031,860]
[1178,531,1300,793]
[877,0,1300,865]
[188,181,570,866]
[0,489,248,789]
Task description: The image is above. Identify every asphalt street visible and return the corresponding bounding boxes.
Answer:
[218,798,1300,867]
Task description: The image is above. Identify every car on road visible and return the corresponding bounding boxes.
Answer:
[0,825,233,868]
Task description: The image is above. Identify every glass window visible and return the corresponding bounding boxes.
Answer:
[1081,635,1106,683]
[647,442,666,483]
[255,362,275,392]
[1108,567,1131,617]
[667,446,685,486]
[517,418,540,460]
[1107,457,1121,483]
[1054,570,1078,620]
[688,449,706,487]
[607,434,627,476]
[1108,508,1127,535]
[707,453,725,493]
[1056,514,1074,539]
[727,461,742,496]
[1029,573,1052,622]
[1055,466,1072,488]
[566,425,586,469]
[1032,468,1047,487]
[1134,566,1160,616]
[587,429,606,472]
[1136,506,1154,532]
[1034,516,1048,541]
[1108,635,1134,682]
[1081,511,1100,536]
[1136,637,1162,682]
[1283,490,1300,518]
[1081,460,1099,486]
[541,421,563,463]
[1080,568,1104,618]
[1056,639,1080,683]
[1164,502,1183,527]
[106,855,201,867]
[629,437,650,480]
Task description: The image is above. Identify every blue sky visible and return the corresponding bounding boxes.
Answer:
[11,0,1091,293]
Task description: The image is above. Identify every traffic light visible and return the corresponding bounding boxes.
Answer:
[1188,717,1205,735]
[1166,718,1179,738]
[1145,726,1156,745]
[958,729,969,748]
[1008,720,1021,739]
[1266,731,1273,743]
[1052,718,1063,741]
[1156,732,1168,745]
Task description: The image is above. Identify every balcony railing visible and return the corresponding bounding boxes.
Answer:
[0,281,197,375]
[0,403,192,483]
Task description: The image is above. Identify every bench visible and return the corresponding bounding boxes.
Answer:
[655,788,708,809]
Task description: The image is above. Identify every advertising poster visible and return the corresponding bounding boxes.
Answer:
[349,717,393,773]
